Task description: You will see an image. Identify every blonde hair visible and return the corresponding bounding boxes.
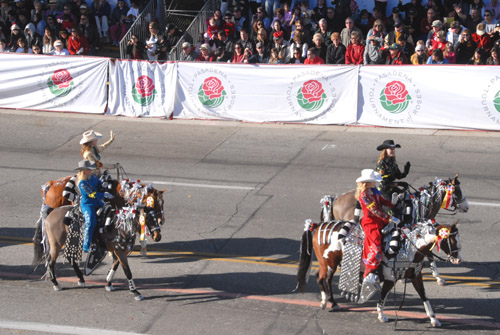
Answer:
[77,170,89,184]
[355,182,369,199]
[80,142,93,157]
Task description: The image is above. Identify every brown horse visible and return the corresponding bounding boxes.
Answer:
[32,179,164,300]
[297,220,462,327]
[324,174,468,285]
[328,174,468,224]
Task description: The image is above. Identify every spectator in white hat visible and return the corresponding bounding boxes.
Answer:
[51,39,70,55]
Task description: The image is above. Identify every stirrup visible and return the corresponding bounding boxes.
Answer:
[358,274,381,304]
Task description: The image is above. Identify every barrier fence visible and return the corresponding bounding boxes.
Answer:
[1,53,500,131]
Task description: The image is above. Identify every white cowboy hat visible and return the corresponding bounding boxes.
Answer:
[80,130,102,144]
[356,169,382,183]
[75,159,97,170]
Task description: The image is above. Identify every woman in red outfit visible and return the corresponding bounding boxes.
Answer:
[355,169,399,286]
[345,31,365,64]
[67,27,89,55]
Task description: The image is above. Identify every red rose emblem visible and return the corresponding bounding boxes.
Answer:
[384,81,409,104]
[301,80,325,103]
[51,69,73,89]
[202,77,224,99]
[135,75,155,98]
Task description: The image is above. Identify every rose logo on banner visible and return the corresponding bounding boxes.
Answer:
[379,80,412,114]
[296,80,327,112]
[132,75,157,107]
[493,90,500,113]
[198,76,227,108]
[47,69,74,98]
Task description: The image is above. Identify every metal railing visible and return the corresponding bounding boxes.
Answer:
[119,0,166,59]
[168,0,218,61]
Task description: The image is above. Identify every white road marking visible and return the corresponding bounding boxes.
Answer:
[321,144,336,151]
[142,181,255,191]
[468,201,500,207]
[0,320,146,335]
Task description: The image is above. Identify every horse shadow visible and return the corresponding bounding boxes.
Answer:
[144,237,301,265]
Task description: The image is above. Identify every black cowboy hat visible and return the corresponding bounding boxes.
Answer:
[377,139,401,151]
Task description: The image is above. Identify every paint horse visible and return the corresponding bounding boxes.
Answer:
[296,220,462,327]
[32,178,164,300]
[321,174,468,284]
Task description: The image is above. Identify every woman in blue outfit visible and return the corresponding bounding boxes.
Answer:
[76,159,108,252]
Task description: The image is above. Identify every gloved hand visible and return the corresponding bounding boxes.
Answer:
[104,192,114,199]
[403,161,411,175]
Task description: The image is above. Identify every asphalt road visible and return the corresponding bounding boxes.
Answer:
[0,110,499,335]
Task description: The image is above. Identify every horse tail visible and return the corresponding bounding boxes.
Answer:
[296,220,316,293]
[31,204,52,268]
[32,215,44,268]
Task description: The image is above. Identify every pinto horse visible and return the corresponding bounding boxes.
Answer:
[296,220,462,327]
[323,174,468,284]
[32,178,164,300]
[376,222,462,327]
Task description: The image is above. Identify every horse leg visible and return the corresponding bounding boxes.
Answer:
[411,273,441,327]
[316,270,328,310]
[47,246,62,291]
[327,252,342,311]
[376,280,395,323]
[105,253,120,292]
[68,259,85,287]
[428,255,445,286]
[115,250,143,301]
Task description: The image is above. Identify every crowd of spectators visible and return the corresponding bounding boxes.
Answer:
[171,0,500,65]
[0,0,145,55]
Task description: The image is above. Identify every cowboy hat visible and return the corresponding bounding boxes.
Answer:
[376,139,401,151]
[80,130,102,144]
[356,169,382,183]
[75,160,97,170]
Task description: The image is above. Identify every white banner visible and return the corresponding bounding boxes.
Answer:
[358,66,500,130]
[174,62,359,124]
[0,53,108,114]
[107,60,176,117]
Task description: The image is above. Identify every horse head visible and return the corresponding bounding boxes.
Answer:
[433,222,462,265]
[450,174,469,213]
[141,186,165,242]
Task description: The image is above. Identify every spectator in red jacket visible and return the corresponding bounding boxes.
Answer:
[304,47,325,64]
[345,30,365,64]
[472,22,493,52]
[67,27,89,55]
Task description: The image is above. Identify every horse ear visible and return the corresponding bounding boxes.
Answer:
[160,188,166,194]
[452,220,459,227]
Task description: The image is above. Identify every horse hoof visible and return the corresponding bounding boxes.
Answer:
[105,285,114,292]
[135,294,144,301]
[53,285,62,291]
[431,319,441,327]
[320,302,326,310]
[330,304,341,312]
[437,279,445,286]
[378,315,388,323]
[77,281,85,288]
[140,248,147,257]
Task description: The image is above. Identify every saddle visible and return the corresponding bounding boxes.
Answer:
[62,202,114,275]
[338,221,409,304]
